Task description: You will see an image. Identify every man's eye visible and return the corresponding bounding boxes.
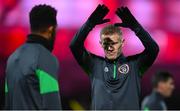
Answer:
[103,43,108,46]
[112,42,118,45]
[103,42,110,45]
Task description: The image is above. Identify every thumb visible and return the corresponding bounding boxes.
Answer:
[114,23,127,27]
[98,19,110,24]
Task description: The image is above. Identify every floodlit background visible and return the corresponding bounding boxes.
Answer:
[0,0,180,110]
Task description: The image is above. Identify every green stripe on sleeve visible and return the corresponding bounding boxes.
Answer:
[144,106,150,111]
[5,79,8,93]
[36,69,59,94]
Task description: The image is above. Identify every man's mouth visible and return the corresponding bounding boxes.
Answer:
[106,52,115,56]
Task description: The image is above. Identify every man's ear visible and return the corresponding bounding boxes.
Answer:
[99,41,103,48]
[121,39,125,47]
[47,26,54,38]
[48,26,54,33]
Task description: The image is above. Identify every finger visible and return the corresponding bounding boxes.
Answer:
[121,7,127,15]
[93,4,101,13]
[98,19,110,24]
[102,4,107,9]
[96,4,101,9]
[122,7,129,16]
[101,5,109,14]
[101,19,110,24]
[120,7,130,19]
[116,8,123,18]
[101,7,109,18]
[125,7,130,12]
[117,7,124,14]
[104,8,109,15]
[122,6,126,11]
[124,7,131,15]
[116,8,122,14]
[101,5,109,13]
[124,7,135,20]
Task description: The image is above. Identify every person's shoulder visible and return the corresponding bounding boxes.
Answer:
[142,93,164,110]
[142,95,155,109]
[7,43,40,69]
[34,44,53,57]
[90,53,105,61]
[8,43,38,59]
[22,43,42,54]
[126,54,140,62]
[25,43,57,64]
[142,93,158,105]
[142,95,151,105]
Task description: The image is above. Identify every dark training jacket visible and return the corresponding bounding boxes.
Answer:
[5,34,62,110]
[70,21,159,110]
[141,91,167,110]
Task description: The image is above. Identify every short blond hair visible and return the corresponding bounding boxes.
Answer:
[100,25,122,36]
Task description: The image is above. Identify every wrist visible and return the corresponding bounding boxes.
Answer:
[86,19,96,29]
[131,23,142,34]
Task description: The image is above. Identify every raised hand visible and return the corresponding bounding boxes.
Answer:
[88,4,110,26]
[114,7,141,31]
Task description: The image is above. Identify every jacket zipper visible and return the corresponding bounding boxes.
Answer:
[113,61,116,79]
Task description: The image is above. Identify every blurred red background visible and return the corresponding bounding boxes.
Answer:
[0,0,180,109]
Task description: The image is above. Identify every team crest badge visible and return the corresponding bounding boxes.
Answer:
[118,64,129,74]
[104,66,109,72]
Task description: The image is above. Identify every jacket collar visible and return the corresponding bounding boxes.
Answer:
[105,54,126,63]
[152,90,165,100]
[26,34,53,52]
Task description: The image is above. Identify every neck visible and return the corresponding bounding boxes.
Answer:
[153,88,165,98]
[27,34,54,52]
[31,32,49,40]
[105,53,124,63]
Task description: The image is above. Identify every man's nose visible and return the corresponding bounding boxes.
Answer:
[107,46,114,51]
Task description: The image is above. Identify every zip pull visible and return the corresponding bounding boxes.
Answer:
[113,61,117,79]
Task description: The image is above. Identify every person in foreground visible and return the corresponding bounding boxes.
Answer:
[5,4,62,109]
[142,71,175,110]
[70,4,159,110]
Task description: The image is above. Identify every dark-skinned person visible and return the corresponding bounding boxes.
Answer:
[5,4,61,110]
